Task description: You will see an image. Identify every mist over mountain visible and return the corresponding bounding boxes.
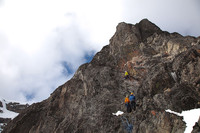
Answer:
[3,19,200,133]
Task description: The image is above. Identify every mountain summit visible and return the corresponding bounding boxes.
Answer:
[3,19,200,133]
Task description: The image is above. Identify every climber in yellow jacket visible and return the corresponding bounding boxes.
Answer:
[124,71,130,79]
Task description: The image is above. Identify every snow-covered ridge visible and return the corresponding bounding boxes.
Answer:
[0,98,19,119]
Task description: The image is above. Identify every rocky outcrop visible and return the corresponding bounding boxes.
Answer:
[3,19,200,133]
[0,101,2,107]
[0,118,11,124]
[0,101,3,113]
[192,117,200,133]
[6,102,29,113]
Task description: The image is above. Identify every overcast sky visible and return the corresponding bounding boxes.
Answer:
[0,0,199,103]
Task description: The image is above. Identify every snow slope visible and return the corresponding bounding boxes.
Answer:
[0,98,19,132]
[166,109,200,133]
[0,98,19,119]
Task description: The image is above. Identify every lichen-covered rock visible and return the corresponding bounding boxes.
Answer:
[3,19,200,133]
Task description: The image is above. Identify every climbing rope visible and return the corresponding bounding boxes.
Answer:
[120,116,133,133]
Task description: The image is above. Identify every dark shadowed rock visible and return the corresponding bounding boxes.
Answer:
[192,116,200,133]
[0,118,11,124]
[0,101,2,113]
[3,19,200,133]
[0,101,2,108]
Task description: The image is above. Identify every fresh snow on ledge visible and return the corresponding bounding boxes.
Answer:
[166,108,200,133]
[0,98,19,119]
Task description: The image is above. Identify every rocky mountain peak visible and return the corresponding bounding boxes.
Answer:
[109,19,163,65]
[137,19,162,39]
[3,19,200,133]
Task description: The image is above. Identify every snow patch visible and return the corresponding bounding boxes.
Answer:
[0,98,19,119]
[166,108,200,133]
[112,111,124,116]
[170,72,177,82]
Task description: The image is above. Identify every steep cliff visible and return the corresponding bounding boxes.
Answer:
[3,19,200,133]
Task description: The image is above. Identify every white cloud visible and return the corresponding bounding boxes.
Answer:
[0,0,122,103]
[0,0,199,103]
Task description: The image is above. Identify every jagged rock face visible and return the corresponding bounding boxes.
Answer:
[3,19,200,133]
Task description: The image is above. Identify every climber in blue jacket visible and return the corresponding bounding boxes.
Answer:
[129,92,136,110]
